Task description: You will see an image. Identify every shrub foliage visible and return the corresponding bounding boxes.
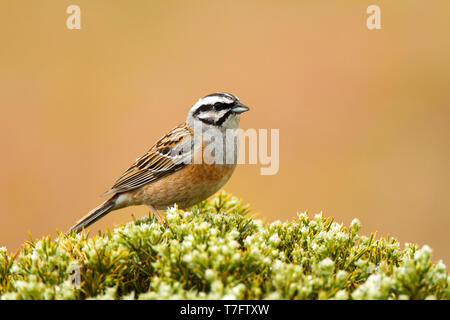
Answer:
[0,192,448,300]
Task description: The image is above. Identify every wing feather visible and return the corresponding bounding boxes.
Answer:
[103,123,194,195]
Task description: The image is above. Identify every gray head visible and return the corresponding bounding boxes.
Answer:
[186,93,249,129]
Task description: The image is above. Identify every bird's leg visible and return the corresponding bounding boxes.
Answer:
[147,204,165,224]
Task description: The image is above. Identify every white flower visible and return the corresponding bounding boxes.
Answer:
[351,274,393,300]
[211,280,224,293]
[297,212,308,220]
[222,293,237,300]
[414,245,432,264]
[209,228,219,236]
[205,269,217,282]
[269,234,281,246]
[350,218,361,233]
[271,220,282,227]
[229,284,245,298]
[318,258,335,275]
[334,290,348,300]
[300,227,309,236]
[182,253,193,264]
[336,270,348,283]
[232,253,241,262]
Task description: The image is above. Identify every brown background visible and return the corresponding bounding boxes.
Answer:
[0,1,449,264]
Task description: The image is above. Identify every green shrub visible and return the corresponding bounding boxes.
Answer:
[0,192,448,300]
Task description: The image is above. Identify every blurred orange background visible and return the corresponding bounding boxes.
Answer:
[0,1,449,264]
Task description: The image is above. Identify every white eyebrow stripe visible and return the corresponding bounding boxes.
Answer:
[197,96,233,106]
[197,110,219,120]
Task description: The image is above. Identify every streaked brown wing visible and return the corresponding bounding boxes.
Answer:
[103,123,194,195]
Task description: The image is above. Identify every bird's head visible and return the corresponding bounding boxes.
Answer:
[187,92,249,130]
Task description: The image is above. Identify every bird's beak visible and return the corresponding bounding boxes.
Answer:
[232,102,250,114]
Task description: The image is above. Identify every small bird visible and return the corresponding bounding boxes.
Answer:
[68,93,249,233]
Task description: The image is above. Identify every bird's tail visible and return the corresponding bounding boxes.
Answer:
[67,195,117,234]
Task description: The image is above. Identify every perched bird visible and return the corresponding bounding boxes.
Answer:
[68,93,249,233]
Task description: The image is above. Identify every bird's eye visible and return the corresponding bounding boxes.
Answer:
[214,102,231,111]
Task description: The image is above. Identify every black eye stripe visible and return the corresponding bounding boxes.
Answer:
[198,117,216,125]
[192,104,212,117]
[215,110,233,126]
[192,102,232,118]
[196,109,232,126]
[213,102,231,111]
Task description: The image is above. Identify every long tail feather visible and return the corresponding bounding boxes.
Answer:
[67,196,117,234]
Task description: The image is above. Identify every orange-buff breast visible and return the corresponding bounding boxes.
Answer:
[122,163,236,209]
